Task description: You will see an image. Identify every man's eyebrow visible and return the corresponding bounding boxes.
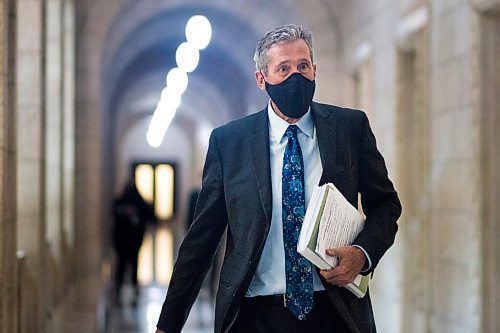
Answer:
[275,58,311,67]
[298,57,312,64]
[275,60,290,67]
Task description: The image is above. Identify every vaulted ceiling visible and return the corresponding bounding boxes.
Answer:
[75,0,342,187]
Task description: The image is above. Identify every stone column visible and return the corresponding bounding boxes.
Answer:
[471,1,500,332]
[61,0,75,288]
[72,2,105,330]
[15,0,46,331]
[0,0,17,332]
[428,1,481,331]
[45,0,63,262]
[394,6,431,333]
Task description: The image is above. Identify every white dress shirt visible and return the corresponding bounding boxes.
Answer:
[246,103,325,296]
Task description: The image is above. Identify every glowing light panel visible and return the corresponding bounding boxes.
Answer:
[175,42,199,73]
[147,15,212,147]
[166,67,189,95]
[185,15,212,50]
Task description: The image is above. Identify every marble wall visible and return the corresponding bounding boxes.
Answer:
[329,0,499,332]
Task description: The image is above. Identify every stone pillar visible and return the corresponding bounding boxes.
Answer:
[73,2,105,330]
[428,1,481,331]
[15,0,46,331]
[0,0,17,332]
[45,0,63,261]
[42,0,65,330]
[394,6,432,333]
[61,0,75,288]
[471,1,500,331]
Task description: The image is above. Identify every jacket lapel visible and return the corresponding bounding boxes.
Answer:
[248,103,337,225]
[311,102,337,185]
[249,109,273,227]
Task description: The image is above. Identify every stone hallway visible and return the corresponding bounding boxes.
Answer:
[107,284,214,333]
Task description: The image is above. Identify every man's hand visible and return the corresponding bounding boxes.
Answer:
[319,246,366,286]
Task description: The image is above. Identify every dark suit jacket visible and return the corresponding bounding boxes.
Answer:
[157,102,401,333]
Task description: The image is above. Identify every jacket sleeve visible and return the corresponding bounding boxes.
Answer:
[352,112,401,273]
[157,130,228,333]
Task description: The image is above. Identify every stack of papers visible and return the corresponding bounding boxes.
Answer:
[297,183,370,298]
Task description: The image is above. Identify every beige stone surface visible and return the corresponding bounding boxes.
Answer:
[16,107,42,159]
[17,0,42,52]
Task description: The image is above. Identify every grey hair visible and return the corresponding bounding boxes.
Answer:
[254,24,314,74]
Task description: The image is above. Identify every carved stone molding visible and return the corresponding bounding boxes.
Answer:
[396,6,428,52]
[470,0,500,14]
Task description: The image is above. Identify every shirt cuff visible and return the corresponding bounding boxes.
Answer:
[352,245,372,273]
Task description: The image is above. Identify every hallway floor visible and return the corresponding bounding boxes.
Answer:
[107,284,215,333]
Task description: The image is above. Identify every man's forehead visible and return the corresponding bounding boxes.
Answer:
[267,40,311,62]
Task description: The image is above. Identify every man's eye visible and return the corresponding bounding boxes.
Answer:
[279,67,288,73]
[299,63,310,70]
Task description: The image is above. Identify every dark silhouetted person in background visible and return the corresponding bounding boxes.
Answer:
[112,179,155,306]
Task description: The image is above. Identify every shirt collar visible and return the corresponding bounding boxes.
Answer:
[267,101,315,143]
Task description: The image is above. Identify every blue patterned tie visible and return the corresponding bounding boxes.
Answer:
[282,125,314,320]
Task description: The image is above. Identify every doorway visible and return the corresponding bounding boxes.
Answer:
[133,162,177,285]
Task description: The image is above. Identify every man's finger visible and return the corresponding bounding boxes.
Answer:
[325,246,351,257]
[319,264,346,280]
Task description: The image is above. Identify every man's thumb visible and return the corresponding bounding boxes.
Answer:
[326,248,338,257]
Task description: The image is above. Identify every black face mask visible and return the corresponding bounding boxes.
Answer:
[264,72,316,118]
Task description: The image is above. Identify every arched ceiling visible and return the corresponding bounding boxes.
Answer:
[101,3,282,135]
[75,0,342,205]
[77,0,342,166]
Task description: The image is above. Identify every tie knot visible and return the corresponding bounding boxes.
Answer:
[285,125,299,139]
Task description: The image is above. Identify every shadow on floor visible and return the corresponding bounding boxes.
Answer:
[106,284,214,333]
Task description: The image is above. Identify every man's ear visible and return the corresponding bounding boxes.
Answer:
[313,63,317,79]
[255,71,266,91]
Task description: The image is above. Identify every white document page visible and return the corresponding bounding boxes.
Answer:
[315,185,365,268]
